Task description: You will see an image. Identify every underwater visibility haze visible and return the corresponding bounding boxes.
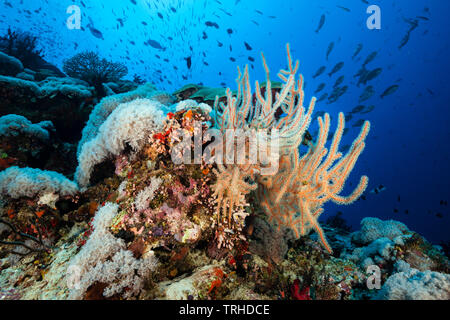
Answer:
[0,0,449,302]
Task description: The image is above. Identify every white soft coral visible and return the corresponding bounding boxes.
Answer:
[75,98,164,187]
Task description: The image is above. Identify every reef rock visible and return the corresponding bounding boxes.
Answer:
[0,52,23,76]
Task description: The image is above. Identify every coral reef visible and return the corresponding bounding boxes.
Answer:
[0,51,23,76]
[0,28,63,76]
[0,28,43,71]
[375,261,450,300]
[0,44,448,301]
[0,74,95,143]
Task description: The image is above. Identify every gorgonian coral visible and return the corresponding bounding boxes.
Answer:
[212,44,370,253]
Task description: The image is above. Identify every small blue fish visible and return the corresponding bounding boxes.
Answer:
[87,24,104,40]
[145,39,165,50]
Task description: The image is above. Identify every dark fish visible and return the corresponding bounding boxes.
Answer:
[352,43,363,60]
[370,184,386,194]
[185,56,192,69]
[314,83,326,93]
[145,39,165,50]
[227,28,233,35]
[87,25,104,40]
[317,93,328,102]
[157,12,163,19]
[359,86,375,102]
[361,105,375,114]
[220,8,232,16]
[337,6,351,12]
[367,68,382,81]
[328,85,347,103]
[399,19,419,49]
[363,51,377,66]
[436,213,443,218]
[248,56,255,62]
[315,14,326,33]
[244,42,252,50]
[328,62,344,77]
[333,75,344,88]
[312,66,326,78]
[230,57,236,62]
[217,41,223,47]
[205,21,219,28]
[393,208,399,213]
[380,85,399,98]
[358,67,382,86]
[326,42,334,60]
[354,66,368,79]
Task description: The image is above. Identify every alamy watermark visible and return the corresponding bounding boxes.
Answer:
[169,122,280,176]
[366,265,382,289]
[66,5,81,30]
[367,5,381,30]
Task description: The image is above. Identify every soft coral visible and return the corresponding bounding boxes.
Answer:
[291,279,312,300]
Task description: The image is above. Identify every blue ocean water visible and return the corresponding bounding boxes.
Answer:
[1,0,449,243]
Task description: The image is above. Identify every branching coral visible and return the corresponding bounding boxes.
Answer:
[63,51,128,94]
[0,28,44,70]
[212,163,257,224]
[212,43,370,253]
[214,43,315,153]
[259,112,370,253]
